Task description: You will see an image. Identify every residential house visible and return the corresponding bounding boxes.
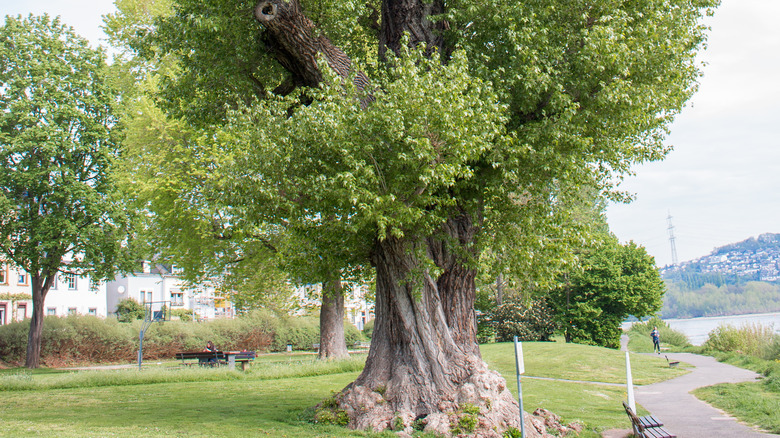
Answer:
[0,260,106,324]
[106,262,229,320]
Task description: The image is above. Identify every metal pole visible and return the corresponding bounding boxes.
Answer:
[138,328,144,371]
[513,336,526,438]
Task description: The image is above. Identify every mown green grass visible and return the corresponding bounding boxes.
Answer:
[0,342,681,437]
[481,341,689,385]
[693,381,780,434]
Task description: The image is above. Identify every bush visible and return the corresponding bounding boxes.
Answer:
[0,310,362,366]
[704,323,779,360]
[362,319,374,339]
[171,308,194,322]
[481,297,558,343]
[115,298,144,322]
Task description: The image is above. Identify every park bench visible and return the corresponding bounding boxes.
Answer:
[175,350,256,370]
[623,401,676,438]
[665,355,680,368]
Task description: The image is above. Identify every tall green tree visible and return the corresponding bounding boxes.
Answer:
[143,0,716,433]
[551,234,666,348]
[0,15,131,368]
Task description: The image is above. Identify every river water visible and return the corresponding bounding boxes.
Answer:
[623,312,780,346]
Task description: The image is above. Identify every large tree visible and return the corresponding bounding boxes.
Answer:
[0,15,131,368]
[141,0,717,434]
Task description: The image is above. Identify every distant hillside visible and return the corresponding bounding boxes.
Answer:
[662,233,780,287]
[660,233,780,318]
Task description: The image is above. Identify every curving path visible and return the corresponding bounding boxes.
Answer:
[620,334,779,437]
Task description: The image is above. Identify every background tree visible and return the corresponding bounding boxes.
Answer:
[0,15,132,368]
[138,0,717,434]
[550,234,666,348]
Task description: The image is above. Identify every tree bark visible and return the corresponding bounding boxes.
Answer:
[25,274,51,369]
[332,213,524,436]
[319,279,349,360]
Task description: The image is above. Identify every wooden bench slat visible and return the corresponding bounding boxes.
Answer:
[639,415,663,428]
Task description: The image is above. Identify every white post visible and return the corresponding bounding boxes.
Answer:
[625,351,636,412]
[513,336,526,438]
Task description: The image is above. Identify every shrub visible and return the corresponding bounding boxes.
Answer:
[171,308,194,322]
[0,310,354,366]
[115,298,144,322]
[704,323,778,360]
[482,297,558,342]
[362,319,374,339]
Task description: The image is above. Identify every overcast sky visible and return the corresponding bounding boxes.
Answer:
[3,0,778,268]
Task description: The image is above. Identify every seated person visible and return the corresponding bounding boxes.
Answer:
[202,341,218,366]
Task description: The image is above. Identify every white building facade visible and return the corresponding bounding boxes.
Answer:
[1,260,228,325]
[106,263,230,320]
[0,260,107,324]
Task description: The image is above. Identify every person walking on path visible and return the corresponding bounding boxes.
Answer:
[650,326,661,354]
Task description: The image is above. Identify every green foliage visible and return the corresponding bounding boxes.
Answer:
[314,393,350,426]
[704,323,779,360]
[362,319,374,339]
[480,297,558,343]
[662,281,780,319]
[450,403,480,435]
[115,299,145,322]
[0,311,342,365]
[170,308,193,322]
[549,234,665,348]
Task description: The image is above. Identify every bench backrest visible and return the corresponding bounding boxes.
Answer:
[622,401,645,432]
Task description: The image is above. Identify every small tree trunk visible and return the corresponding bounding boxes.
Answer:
[319,279,349,360]
[496,273,504,305]
[25,277,49,369]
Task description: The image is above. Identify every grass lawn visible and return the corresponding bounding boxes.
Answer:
[693,381,780,434]
[0,342,685,437]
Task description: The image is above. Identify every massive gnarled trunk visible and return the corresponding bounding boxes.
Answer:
[253,1,543,435]
[336,212,524,436]
[319,279,349,360]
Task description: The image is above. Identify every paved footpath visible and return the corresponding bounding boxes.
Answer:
[633,352,780,437]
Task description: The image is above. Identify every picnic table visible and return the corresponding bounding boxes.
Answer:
[175,350,256,370]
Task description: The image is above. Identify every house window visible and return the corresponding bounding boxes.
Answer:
[88,308,97,316]
[68,308,77,315]
[66,273,77,290]
[18,271,28,286]
[171,265,184,275]
[17,303,27,320]
[0,304,6,325]
[0,264,6,284]
[50,273,57,290]
[171,291,184,306]
[141,291,152,303]
[46,308,57,316]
